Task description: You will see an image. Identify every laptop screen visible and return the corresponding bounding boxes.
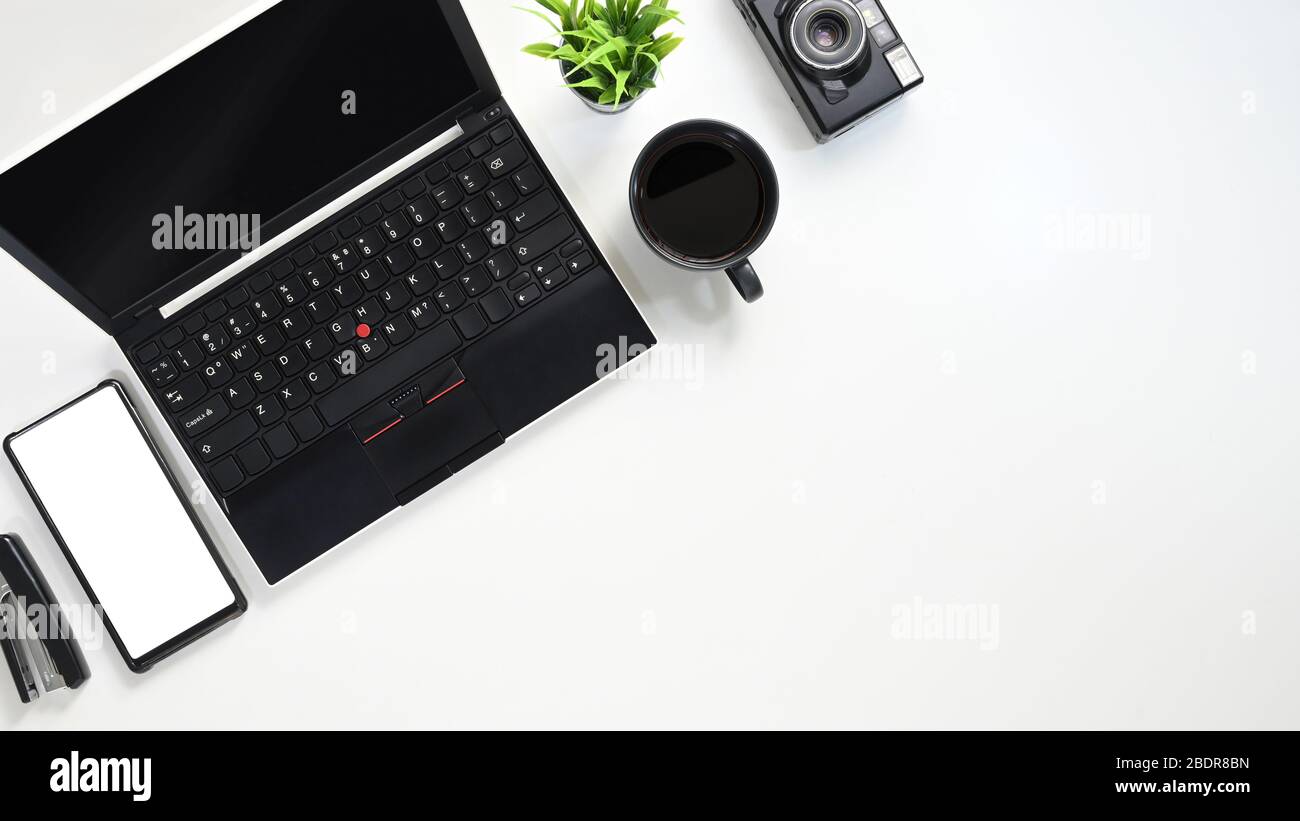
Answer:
[0,0,480,326]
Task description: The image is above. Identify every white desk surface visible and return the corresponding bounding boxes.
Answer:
[1,0,1297,729]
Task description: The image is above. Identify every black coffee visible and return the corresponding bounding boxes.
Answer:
[639,137,765,262]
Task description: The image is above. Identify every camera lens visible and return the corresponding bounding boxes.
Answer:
[809,12,847,52]
[787,0,869,75]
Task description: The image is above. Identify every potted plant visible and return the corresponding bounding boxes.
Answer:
[519,0,684,114]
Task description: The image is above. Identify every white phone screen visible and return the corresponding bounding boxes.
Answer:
[7,384,236,661]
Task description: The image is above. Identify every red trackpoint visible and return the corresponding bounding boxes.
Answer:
[355,323,371,339]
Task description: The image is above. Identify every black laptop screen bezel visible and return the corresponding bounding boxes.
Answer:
[0,0,499,336]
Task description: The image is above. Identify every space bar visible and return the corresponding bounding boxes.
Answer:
[319,322,460,426]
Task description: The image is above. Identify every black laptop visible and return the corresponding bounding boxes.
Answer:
[0,0,655,584]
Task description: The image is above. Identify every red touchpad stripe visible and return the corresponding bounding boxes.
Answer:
[362,417,402,444]
[426,378,465,405]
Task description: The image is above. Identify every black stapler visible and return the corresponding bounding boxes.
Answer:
[0,533,89,703]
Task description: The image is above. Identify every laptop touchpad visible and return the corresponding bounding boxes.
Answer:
[355,360,502,503]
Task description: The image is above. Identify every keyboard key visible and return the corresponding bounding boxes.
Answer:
[458,164,488,194]
[357,332,388,361]
[302,261,332,290]
[331,347,361,377]
[567,251,594,275]
[530,254,561,278]
[202,358,233,388]
[382,245,415,275]
[278,308,309,339]
[354,228,383,257]
[357,203,383,225]
[459,266,490,297]
[435,213,466,242]
[195,412,256,462]
[292,245,316,267]
[251,294,281,321]
[301,329,331,360]
[304,364,337,394]
[227,342,257,370]
[510,192,559,233]
[401,177,425,199]
[425,161,449,183]
[331,276,363,306]
[178,395,230,438]
[489,124,514,145]
[318,322,459,426]
[468,136,492,158]
[380,190,404,212]
[272,258,294,278]
[507,272,534,292]
[380,280,411,312]
[210,457,243,493]
[183,314,205,334]
[380,313,414,345]
[435,282,466,313]
[515,284,542,308]
[487,185,517,211]
[461,196,492,228]
[453,305,487,339]
[446,149,471,171]
[236,440,271,475]
[304,294,336,323]
[354,298,382,325]
[335,215,362,239]
[512,165,544,196]
[278,379,310,410]
[356,264,387,291]
[431,181,461,209]
[138,342,162,364]
[409,227,437,259]
[249,365,280,393]
[199,326,230,355]
[253,326,284,355]
[406,196,436,227]
[204,302,226,322]
[223,378,255,409]
[485,250,515,281]
[248,271,273,293]
[512,215,574,264]
[561,239,585,258]
[404,265,436,296]
[329,246,359,274]
[275,345,308,377]
[225,308,256,338]
[484,141,526,178]
[380,213,411,242]
[329,317,358,344]
[147,356,177,387]
[253,395,284,426]
[457,234,489,264]
[407,298,437,329]
[430,248,461,280]
[539,265,568,290]
[312,230,338,254]
[175,341,204,370]
[264,423,297,458]
[164,375,206,412]
[289,409,325,443]
[161,327,185,347]
[276,276,307,306]
[481,289,513,323]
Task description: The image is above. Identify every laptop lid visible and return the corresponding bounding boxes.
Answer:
[0,0,498,336]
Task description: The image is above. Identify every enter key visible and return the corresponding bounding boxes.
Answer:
[508,191,558,233]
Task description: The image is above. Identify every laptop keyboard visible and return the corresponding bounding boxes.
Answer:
[129,118,600,496]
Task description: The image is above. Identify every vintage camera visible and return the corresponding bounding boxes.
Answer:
[737,0,923,143]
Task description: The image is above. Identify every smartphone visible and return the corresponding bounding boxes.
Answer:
[5,380,245,672]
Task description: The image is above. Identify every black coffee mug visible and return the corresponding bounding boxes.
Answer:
[630,120,779,303]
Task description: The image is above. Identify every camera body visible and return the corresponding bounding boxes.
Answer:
[736,0,923,143]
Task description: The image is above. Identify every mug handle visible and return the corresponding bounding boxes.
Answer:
[725,259,765,304]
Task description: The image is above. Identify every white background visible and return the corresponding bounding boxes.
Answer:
[0,0,1297,729]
